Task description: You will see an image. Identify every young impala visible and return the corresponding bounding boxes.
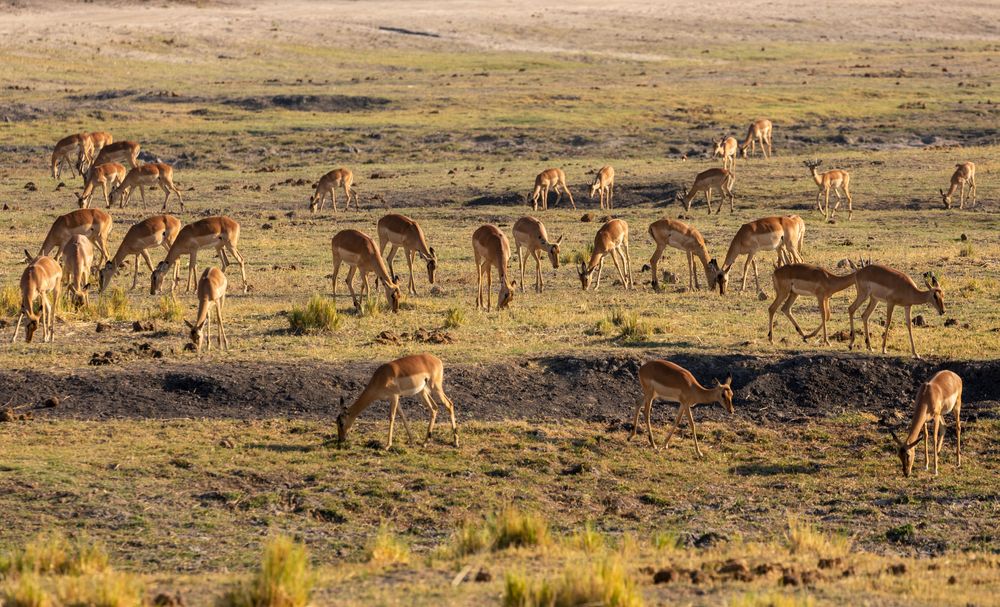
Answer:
[185,267,230,354]
[50,133,94,180]
[150,216,248,294]
[11,255,62,344]
[109,163,184,210]
[847,265,944,359]
[512,216,562,293]
[60,235,94,307]
[890,370,962,477]
[76,162,127,208]
[91,140,140,170]
[713,136,738,171]
[530,168,575,211]
[716,216,805,294]
[579,219,632,290]
[589,165,615,210]
[472,225,516,310]
[38,208,113,267]
[804,160,853,221]
[679,168,735,214]
[336,353,459,450]
[629,359,734,456]
[739,119,773,159]
[940,162,976,209]
[100,214,182,292]
[767,262,858,345]
[644,218,719,291]
[331,229,401,312]
[377,214,437,295]
[309,168,358,212]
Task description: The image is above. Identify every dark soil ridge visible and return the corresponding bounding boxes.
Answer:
[0,354,997,425]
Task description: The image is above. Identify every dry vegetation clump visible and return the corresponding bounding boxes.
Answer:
[503,558,643,607]
[785,514,852,558]
[610,309,652,343]
[286,295,341,333]
[88,288,132,322]
[366,523,410,565]
[0,284,20,317]
[444,306,465,329]
[217,536,315,607]
[150,295,184,322]
[449,507,552,557]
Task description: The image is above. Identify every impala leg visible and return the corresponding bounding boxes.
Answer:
[767,290,785,343]
[649,244,665,291]
[923,421,931,470]
[629,387,653,443]
[662,404,686,451]
[186,252,199,292]
[406,249,417,296]
[345,266,360,308]
[644,393,658,449]
[740,253,755,291]
[609,248,627,290]
[331,188,338,213]
[686,404,703,457]
[486,263,493,311]
[433,384,459,447]
[932,415,941,476]
[847,291,866,350]
[752,257,762,293]
[533,250,542,293]
[224,244,249,294]
[331,258,341,296]
[385,244,399,277]
[11,313,23,343]
[955,399,962,467]
[419,388,438,445]
[386,395,400,450]
[881,303,895,354]
[217,294,229,351]
[688,251,696,290]
[904,306,919,359]
[475,258,484,309]
[623,241,633,288]
[845,185,853,220]
[564,183,575,210]
[704,189,714,214]
[594,258,605,290]
[859,298,878,352]
[782,293,807,339]
[516,245,526,293]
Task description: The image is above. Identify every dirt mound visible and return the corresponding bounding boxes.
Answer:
[465,192,525,207]
[222,95,391,112]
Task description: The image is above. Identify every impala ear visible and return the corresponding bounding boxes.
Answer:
[184,320,193,329]
[556,235,564,245]
[23,249,33,263]
[724,375,732,387]
[939,188,945,196]
[339,396,345,410]
[429,247,436,258]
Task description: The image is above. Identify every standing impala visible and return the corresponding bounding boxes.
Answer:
[309,168,358,212]
[11,255,62,344]
[530,168,575,211]
[185,267,230,354]
[940,162,976,209]
[890,370,962,477]
[91,140,140,170]
[100,214,182,292]
[109,163,184,210]
[377,214,437,296]
[589,165,615,210]
[336,353,459,450]
[847,265,944,359]
[578,219,632,290]
[50,133,92,180]
[716,216,804,294]
[512,216,562,293]
[60,235,94,307]
[739,119,773,159]
[80,131,113,171]
[629,359,734,456]
[645,218,719,291]
[150,216,248,294]
[713,136,738,172]
[804,160,853,221]
[38,208,113,267]
[767,262,858,346]
[331,229,401,313]
[76,162,126,209]
[678,168,735,214]
[472,225,516,310]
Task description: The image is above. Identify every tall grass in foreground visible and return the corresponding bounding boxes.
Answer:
[1,284,21,317]
[218,536,315,607]
[449,507,551,557]
[287,295,341,333]
[785,514,852,558]
[503,558,642,607]
[366,523,410,565]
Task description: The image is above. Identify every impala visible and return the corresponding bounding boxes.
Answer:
[940,162,976,209]
[11,255,62,344]
[80,131,114,171]
[100,214,182,292]
[60,235,94,307]
[150,216,248,294]
[890,370,962,477]
[309,168,358,212]
[645,218,719,291]
[377,214,437,295]
[91,140,140,170]
[109,163,184,210]
[512,216,562,293]
[713,136,738,171]
[629,359,734,456]
[76,162,126,208]
[336,353,459,450]
[578,218,632,290]
[716,216,804,294]
[530,168,575,211]
[804,160,853,221]
[50,133,92,180]
[767,262,858,345]
[472,225,516,310]
[38,208,113,267]
[331,229,401,312]
[589,165,615,210]
[847,265,944,359]
[739,119,773,159]
[185,267,230,354]
[679,168,735,214]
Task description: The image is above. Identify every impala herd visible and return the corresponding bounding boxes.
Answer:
[6,121,981,477]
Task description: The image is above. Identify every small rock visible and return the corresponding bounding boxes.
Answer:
[261,223,273,230]
[652,568,678,584]
[182,343,197,352]
[888,563,907,576]
[474,569,492,582]
[818,557,841,569]
[960,233,968,241]
[41,396,60,409]
[948,575,957,585]
[912,315,926,327]
[580,213,594,222]
[24,182,36,191]
[757,291,768,301]
[132,320,155,332]
[692,531,728,548]
[781,569,801,586]
[944,318,957,327]
[689,570,709,584]
[218,438,236,449]
[96,322,109,333]
[153,592,185,606]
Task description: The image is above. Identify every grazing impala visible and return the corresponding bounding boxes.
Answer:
[739,119,773,159]
[767,262,858,346]
[309,168,358,212]
[100,214,182,292]
[579,219,632,290]
[76,162,126,208]
[472,225,516,310]
[716,216,805,294]
[713,136,738,171]
[530,168,575,211]
[11,255,62,344]
[645,218,720,291]
[60,235,94,307]
[589,165,615,210]
[890,370,962,477]
[150,216,248,294]
[38,208,112,267]
[185,267,230,354]
[847,265,944,359]
[91,140,140,170]
[109,163,184,210]
[51,133,92,180]
[629,359,734,456]
[512,216,562,293]
[80,131,113,171]
[679,168,735,214]
[940,162,976,209]
[804,160,853,221]
[331,229,401,312]
[336,353,459,450]
[377,214,437,296]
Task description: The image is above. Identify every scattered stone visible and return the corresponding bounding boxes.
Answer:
[689,569,709,584]
[818,557,842,569]
[474,569,492,582]
[218,438,236,449]
[153,592,185,606]
[780,568,802,586]
[692,531,728,548]
[581,213,594,222]
[757,291,769,301]
[753,563,778,576]
[0,408,31,422]
[430,286,445,296]
[887,563,907,576]
[96,322,109,333]
[801,569,820,586]
[960,233,968,241]
[132,320,155,332]
[912,315,926,327]
[375,330,401,345]
[24,182,36,191]
[718,558,750,577]
[948,575,957,585]
[662,271,677,284]
[652,568,679,584]
[183,343,197,352]
[261,223,273,230]
[944,318,958,327]
[41,396,60,409]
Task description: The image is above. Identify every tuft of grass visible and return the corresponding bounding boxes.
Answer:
[151,295,184,322]
[885,524,915,544]
[1,574,52,607]
[449,519,491,558]
[786,515,851,557]
[358,296,384,318]
[218,535,315,607]
[57,570,145,607]
[729,591,816,607]
[490,507,551,551]
[1,532,109,577]
[568,522,605,554]
[0,284,20,317]
[444,306,465,329]
[609,309,651,343]
[503,558,643,607]
[366,523,410,566]
[90,288,131,322]
[287,295,341,334]
[958,242,974,258]
[653,529,682,552]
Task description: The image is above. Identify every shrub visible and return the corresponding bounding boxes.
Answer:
[57,570,145,607]
[1,532,109,577]
[609,309,651,343]
[786,515,851,557]
[366,523,410,565]
[0,284,20,317]
[568,522,605,554]
[218,536,315,607]
[1,574,52,607]
[358,296,383,318]
[885,524,915,544]
[450,520,491,558]
[287,295,341,334]
[444,306,465,329]
[490,508,550,551]
[91,288,131,321]
[152,295,184,322]
[959,243,974,258]
[502,558,642,607]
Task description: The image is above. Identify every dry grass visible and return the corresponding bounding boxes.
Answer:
[286,295,341,334]
[503,558,643,607]
[218,536,315,607]
[785,514,852,558]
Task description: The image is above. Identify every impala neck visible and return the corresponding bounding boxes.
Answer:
[810,168,823,186]
[902,385,932,447]
[20,284,39,320]
[945,182,959,197]
[341,383,381,433]
[194,298,211,328]
[691,383,723,406]
[828,272,857,294]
